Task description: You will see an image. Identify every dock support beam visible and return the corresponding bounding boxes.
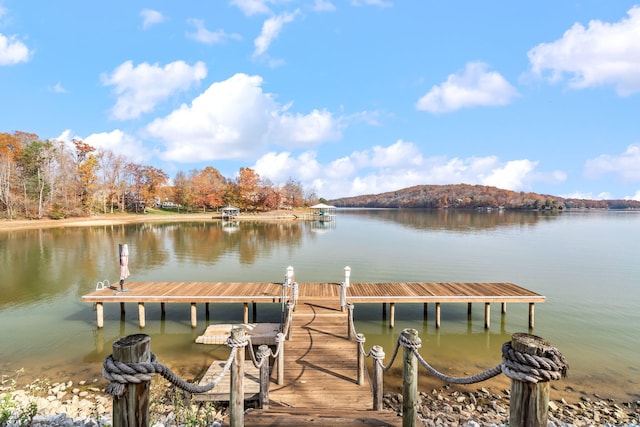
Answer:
[468,302,472,316]
[138,302,145,328]
[435,303,441,328]
[389,303,395,328]
[529,303,535,329]
[190,303,197,328]
[484,302,491,329]
[243,303,249,323]
[502,302,507,314]
[96,302,104,328]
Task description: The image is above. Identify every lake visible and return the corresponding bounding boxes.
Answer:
[0,209,638,402]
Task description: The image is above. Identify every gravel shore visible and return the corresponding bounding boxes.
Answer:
[2,378,638,426]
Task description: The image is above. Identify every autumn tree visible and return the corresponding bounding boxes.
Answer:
[97,149,126,213]
[72,139,99,211]
[173,171,194,212]
[282,178,304,208]
[236,167,260,210]
[16,137,56,218]
[191,166,226,212]
[257,177,281,211]
[0,132,23,218]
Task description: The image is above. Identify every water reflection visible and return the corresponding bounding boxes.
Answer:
[339,208,560,232]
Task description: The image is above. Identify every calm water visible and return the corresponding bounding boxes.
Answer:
[1,209,638,401]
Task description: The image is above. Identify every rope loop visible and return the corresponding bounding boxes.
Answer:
[501,341,568,383]
[227,334,249,348]
[398,329,422,350]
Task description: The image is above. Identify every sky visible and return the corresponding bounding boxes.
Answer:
[1,1,640,200]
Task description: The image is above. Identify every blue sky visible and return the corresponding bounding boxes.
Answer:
[1,1,640,200]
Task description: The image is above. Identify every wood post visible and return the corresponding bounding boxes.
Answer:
[529,303,535,329]
[276,332,285,385]
[501,302,507,314]
[252,302,257,322]
[258,345,270,410]
[229,328,246,427]
[346,304,353,340]
[435,303,441,328]
[484,302,491,329]
[389,302,395,329]
[467,302,472,316]
[190,303,197,328]
[356,333,365,386]
[96,302,104,328]
[382,303,386,321]
[161,302,166,315]
[137,302,145,328]
[509,333,551,427]
[423,303,428,321]
[371,345,385,411]
[401,328,419,427]
[243,303,249,323]
[111,334,151,427]
[120,302,126,315]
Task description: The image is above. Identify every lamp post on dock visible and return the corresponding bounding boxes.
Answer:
[341,266,351,310]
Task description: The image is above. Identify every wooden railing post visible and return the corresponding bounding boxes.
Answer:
[258,345,271,410]
[371,345,385,411]
[276,332,285,385]
[401,328,419,427]
[509,333,551,427]
[112,334,150,427]
[229,328,246,427]
[346,304,353,340]
[356,333,365,385]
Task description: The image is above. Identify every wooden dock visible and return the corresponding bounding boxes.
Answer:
[233,300,402,426]
[82,281,544,329]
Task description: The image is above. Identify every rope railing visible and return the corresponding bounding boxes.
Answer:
[346,303,568,427]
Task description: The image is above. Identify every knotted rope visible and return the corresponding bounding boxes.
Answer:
[103,333,248,397]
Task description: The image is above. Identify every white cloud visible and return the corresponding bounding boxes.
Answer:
[147,73,341,162]
[50,82,68,94]
[84,130,149,163]
[313,0,336,12]
[416,62,519,113]
[253,10,299,58]
[562,191,612,200]
[528,6,640,96]
[102,60,207,120]
[0,6,7,19]
[230,0,273,16]
[624,190,640,201]
[252,140,562,198]
[186,19,242,45]
[0,33,31,65]
[140,9,166,30]
[584,144,640,182]
[350,0,393,7]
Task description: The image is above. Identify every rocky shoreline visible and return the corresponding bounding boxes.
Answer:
[2,378,639,426]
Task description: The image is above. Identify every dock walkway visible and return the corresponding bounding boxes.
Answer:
[239,299,402,426]
[82,281,544,329]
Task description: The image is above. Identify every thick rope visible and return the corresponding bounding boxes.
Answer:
[103,334,248,397]
[501,341,568,383]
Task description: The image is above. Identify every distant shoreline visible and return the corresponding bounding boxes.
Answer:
[0,210,303,232]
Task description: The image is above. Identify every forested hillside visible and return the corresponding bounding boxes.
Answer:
[329,184,640,210]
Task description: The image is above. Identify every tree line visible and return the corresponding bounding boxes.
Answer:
[329,184,640,210]
[0,131,317,220]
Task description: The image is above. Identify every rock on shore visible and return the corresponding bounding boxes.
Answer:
[2,380,639,426]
